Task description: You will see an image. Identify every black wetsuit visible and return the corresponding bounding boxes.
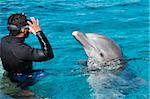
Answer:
[0,31,54,79]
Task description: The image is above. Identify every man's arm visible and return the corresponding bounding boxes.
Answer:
[12,31,54,61]
[27,17,54,61]
[36,31,54,60]
[12,17,54,61]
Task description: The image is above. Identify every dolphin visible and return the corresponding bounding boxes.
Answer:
[72,31,147,99]
[72,31,124,71]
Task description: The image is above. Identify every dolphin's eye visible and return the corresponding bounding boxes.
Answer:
[100,53,104,57]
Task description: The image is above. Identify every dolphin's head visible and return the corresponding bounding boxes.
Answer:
[72,31,123,63]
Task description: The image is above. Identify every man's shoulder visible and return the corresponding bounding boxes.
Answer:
[0,36,10,46]
[13,42,32,51]
[1,35,9,41]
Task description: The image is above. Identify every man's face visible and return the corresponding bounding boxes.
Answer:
[21,27,30,38]
[25,30,30,38]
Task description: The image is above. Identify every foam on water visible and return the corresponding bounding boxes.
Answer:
[87,69,147,99]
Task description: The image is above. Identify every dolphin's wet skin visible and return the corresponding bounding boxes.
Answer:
[0,0,149,98]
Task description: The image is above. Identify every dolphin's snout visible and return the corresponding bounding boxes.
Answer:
[72,31,93,49]
[72,31,81,36]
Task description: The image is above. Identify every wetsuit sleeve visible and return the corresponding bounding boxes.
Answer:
[12,31,54,62]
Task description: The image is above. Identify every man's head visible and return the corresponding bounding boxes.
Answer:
[8,13,30,38]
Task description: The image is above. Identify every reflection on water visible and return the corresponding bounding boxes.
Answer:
[87,68,147,99]
[0,73,22,97]
[0,70,43,98]
[0,64,21,98]
[0,59,148,98]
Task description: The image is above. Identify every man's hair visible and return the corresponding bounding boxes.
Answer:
[8,13,28,36]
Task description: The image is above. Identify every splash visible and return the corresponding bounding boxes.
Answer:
[85,57,147,99]
[87,57,125,71]
[0,59,4,78]
[87,70,147,99]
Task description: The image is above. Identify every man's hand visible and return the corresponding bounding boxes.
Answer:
[27,17,41,35]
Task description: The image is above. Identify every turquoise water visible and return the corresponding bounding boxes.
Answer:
[0,0,149,99]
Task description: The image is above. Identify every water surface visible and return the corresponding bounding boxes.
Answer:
[0,0,149,99]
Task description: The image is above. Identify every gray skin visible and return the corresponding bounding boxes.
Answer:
[72,31,123,69]
[72,31,146,98]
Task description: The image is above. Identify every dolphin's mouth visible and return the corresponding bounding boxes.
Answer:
[72,31,99,58]
[72,31,93,49]
[72,31,87,46]
[72,31,83,46]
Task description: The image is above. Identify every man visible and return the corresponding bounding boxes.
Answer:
[0,13,54,96]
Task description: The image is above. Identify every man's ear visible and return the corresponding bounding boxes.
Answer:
[20,28,25,33]
[21,28,28,34]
